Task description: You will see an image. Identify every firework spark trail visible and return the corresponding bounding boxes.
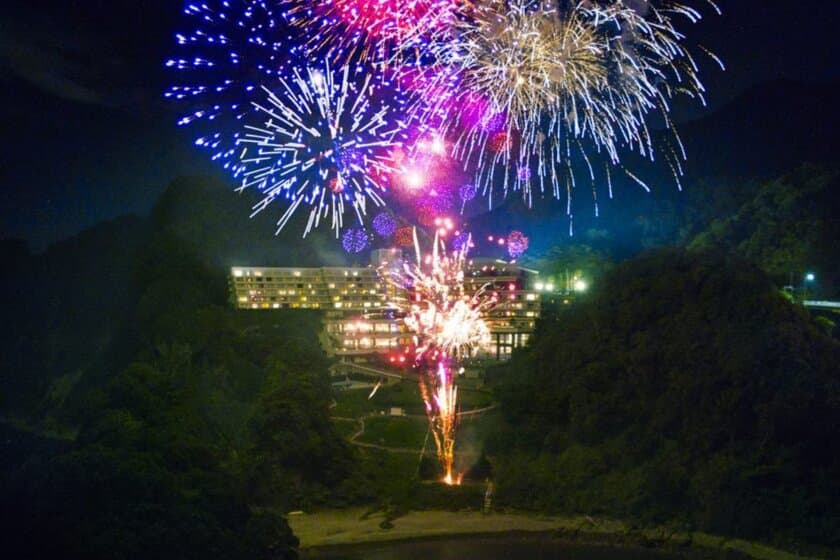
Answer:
[235,63,408,237]
[166,0,293,175]
[385,229,496,483]
[280,0,468,66]
[408,0,723,215]
[420,361,460,484]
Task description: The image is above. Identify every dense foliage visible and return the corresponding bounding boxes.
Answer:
[488,248,840,550]
[690,166,840,297]
[0,214,354,559]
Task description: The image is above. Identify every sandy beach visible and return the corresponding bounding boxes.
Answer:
[288,508,818,560]
[289,508,614,548]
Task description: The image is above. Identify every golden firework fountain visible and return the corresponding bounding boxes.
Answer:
[385,229,497,484]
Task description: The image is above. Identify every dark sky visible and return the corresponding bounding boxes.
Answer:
[1,0,838,250]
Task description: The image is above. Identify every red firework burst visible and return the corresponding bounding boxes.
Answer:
[395,226,415,247]
[489,131,512,153]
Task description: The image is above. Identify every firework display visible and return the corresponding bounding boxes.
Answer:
[451,231,472,252]
[168,0,719,485]
[409,0,722,208]
[372,212,398,237]
[385,230,496,482]
[506,230,530,259]
[395,226,416,247]
[236,63,407,236]
[342,227,370,254]
[166,0,291,174]
[280,0,466,65]
[170,0,719,236]
[459,183,477,202]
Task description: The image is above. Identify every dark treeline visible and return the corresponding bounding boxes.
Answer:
[487,248,840,552]
[0,207,361,559]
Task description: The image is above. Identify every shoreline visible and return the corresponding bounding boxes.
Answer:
[289,509,821,560]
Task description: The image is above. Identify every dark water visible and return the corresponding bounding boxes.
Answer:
[302,535,717,560]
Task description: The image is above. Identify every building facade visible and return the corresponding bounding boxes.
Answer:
[230,251,546,360]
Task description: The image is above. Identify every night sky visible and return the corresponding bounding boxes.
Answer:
[1,0,838,250]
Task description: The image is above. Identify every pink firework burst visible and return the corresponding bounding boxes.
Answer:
[507,230,529,259]
[282,0,468,63]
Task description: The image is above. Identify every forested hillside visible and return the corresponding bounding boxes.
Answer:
[488,249,840,552]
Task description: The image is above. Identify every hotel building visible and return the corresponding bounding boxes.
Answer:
[229,250,547,360]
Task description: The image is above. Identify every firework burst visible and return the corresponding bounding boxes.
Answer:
[396,232,494,359]
[410,0,722,213]
[166,0,294,173]
[235,63,408,236]
[507,230,529,259]
[342,228,370,253]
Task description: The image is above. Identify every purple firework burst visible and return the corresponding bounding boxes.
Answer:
[459,183,477,202]
[452,231,471,252]
[342,228,370,254]
[372,212,397,237]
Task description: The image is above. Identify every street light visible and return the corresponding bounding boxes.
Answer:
[573,279,588,293]
[802,272,816,300]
